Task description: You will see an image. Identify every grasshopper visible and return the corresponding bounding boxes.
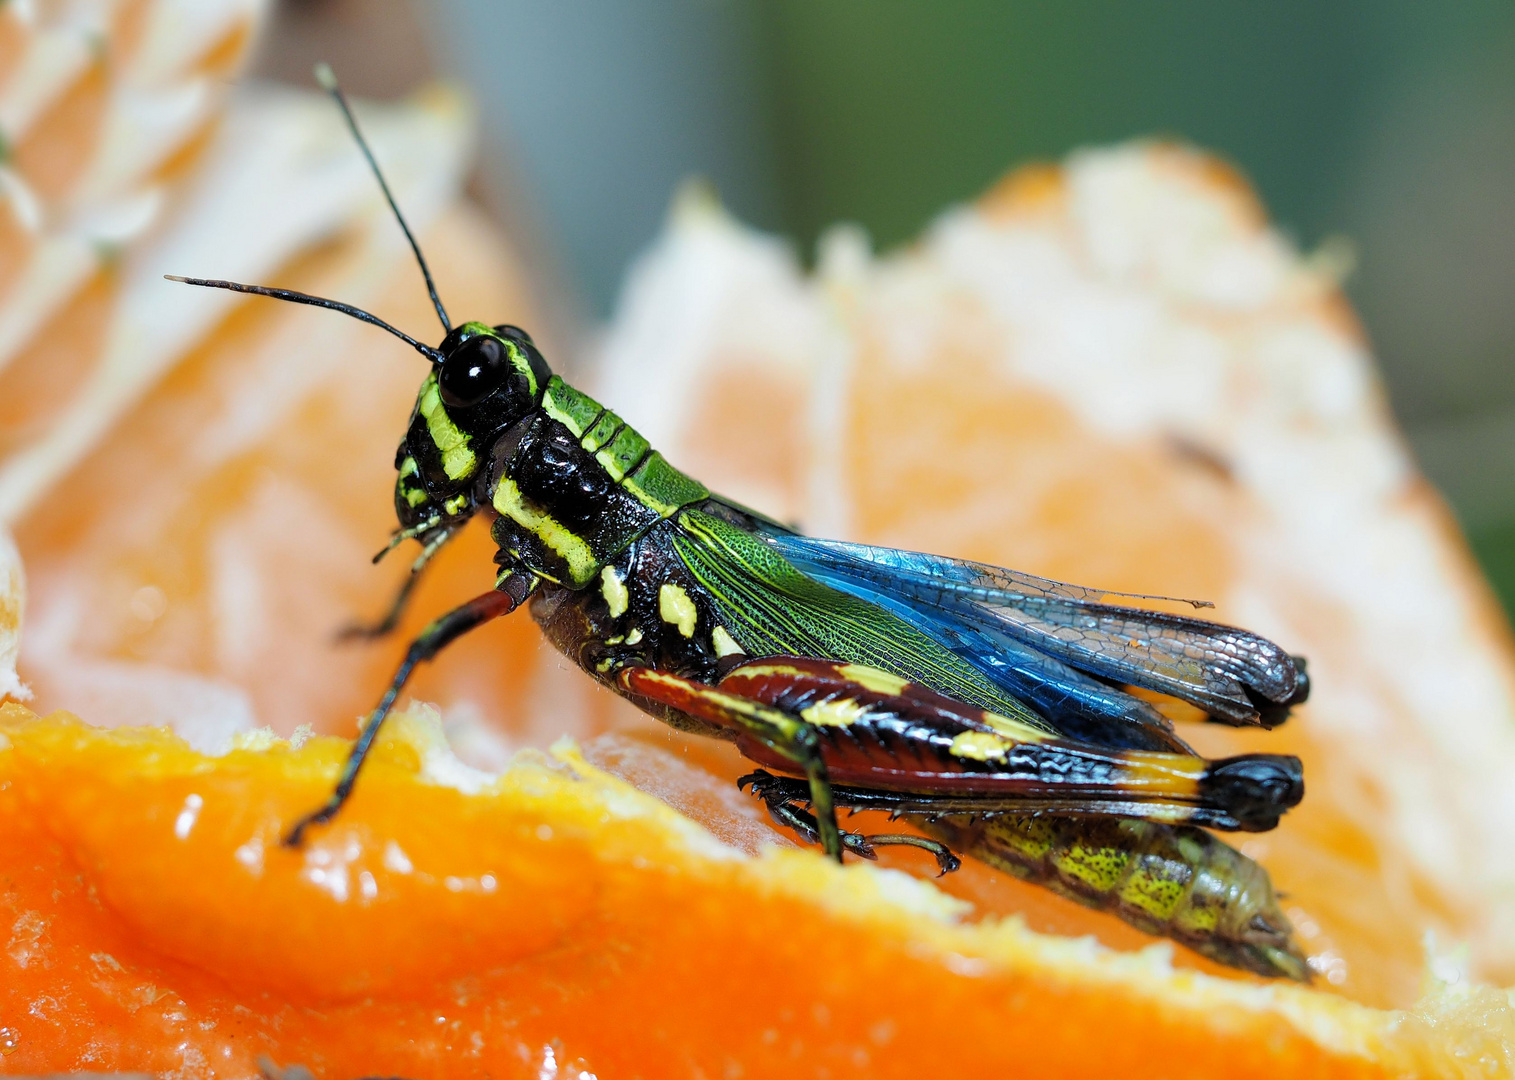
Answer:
[168,66,1311,980]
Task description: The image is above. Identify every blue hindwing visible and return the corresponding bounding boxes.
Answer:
[763,534,1306,747]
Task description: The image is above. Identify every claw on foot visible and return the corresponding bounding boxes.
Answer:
[282,803,338,848]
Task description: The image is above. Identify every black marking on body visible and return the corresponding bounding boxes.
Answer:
[512,421,613,527]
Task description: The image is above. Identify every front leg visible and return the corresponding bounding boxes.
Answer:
[617,666,844,861]
[286,571,538,846]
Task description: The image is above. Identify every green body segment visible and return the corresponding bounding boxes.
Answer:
[670,509,1051,730]
[541,375,604,436]
[919,813,1309,980]
[593,425,648,482]
[624,453,710,516]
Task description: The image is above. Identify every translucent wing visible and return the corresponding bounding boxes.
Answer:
[764,535,1309,729]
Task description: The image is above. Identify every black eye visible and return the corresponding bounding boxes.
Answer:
[439,335,509,407]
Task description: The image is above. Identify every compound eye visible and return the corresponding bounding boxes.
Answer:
[439,334,509,407]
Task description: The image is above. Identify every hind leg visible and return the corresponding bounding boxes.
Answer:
[739,770,961,876]
[617,667,845,861]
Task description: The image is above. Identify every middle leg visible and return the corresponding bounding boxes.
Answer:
[287,570,538,846]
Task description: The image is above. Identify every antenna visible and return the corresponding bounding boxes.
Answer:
[165,276,445,364]
[314,62,452,334]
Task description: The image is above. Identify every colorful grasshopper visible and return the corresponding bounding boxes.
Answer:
[168,66,1311,980]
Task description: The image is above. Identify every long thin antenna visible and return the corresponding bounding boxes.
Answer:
[315,62,451,334]
[165,276,445,364]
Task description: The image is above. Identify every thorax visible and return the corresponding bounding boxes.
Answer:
[483,376,708,588]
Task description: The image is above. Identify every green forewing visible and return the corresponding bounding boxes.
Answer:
[672,509,1051,730]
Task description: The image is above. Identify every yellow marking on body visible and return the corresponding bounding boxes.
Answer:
[658,583,698,638]
[836,664,910,697]
[629,669,806,739]
[800,697,869,728]
[949,730,1010,763]
[444,493,470,515]
[404,486,429,508]
[1126,806,1189,825]
[492,477,598,584]
[731,662,808,681]
[710,626,743,658]
[986,817,1056,859]
[1054,843,1132,893]
[1119,864,1187,921]
[418,378,477,480]
[625,627,643,645]
[601,566,629,618]
[979,710,1053,744]
[504,339,539,397]
[1175,894,1220,933]
[1175,833,1208,864]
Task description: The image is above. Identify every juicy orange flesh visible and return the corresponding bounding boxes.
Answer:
[0,705,1410,1079]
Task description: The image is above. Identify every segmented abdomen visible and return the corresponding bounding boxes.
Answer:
[918,813,1310,981]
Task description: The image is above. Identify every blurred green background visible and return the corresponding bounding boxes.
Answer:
[260,0,1515,614]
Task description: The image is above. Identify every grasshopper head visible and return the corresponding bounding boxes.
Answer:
[394,321,552,532]
[166,70,558,544]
